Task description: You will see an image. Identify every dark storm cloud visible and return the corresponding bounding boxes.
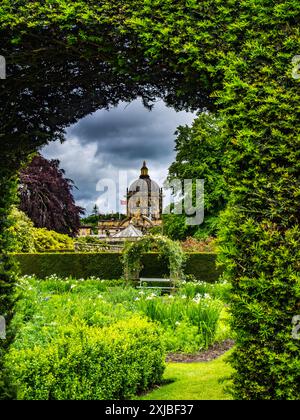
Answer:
[42,99,195,213]
[66,100,188,166]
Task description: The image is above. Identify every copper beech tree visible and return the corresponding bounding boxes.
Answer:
[19,155,84,236]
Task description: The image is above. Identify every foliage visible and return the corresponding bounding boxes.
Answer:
[0,173,19,399]
[162,214,190,241]
[81,212,127,227]
[181,237,216,253]
[8,207,74,253]
[136,293,222,352]
[32,229,74,252]
[122,235,186,283]
[219,209,300,399]
[178,279,231,303]
[183,253,222,283]
[0,0,299,400]
[7,207,36,253]
[6,316,165,400]
[166,113,227,240]
[15,252,124,280]
[14,251,221,282]
[19,154,84,236]
[11,276,228,356]
[148,225,163,236]
[3,276,233,399]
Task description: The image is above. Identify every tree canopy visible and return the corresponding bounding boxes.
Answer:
[165,112,227,239]
[19,155,84,236]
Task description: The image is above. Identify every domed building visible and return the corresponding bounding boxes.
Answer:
[95,161,163,238]
[127,161,163,221]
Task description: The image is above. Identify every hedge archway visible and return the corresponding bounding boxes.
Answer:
[122,235,186,285]
[0,1,299,399]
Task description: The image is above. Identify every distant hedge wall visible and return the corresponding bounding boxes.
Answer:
[13,252,221,282]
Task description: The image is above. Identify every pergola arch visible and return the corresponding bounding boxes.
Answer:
[122,235,186,284]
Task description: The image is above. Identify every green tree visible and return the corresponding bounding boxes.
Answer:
[162,214,190,241]
[165,113,227,240]
[92,204,99,217]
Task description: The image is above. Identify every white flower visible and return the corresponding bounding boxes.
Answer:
[70,284,77,290]
[175,321,181,326]
[138,291,145,295]
[97,294,103,299]
[168,294,174,299]
[193,293,201,304]
[181,294,187,299]
[134,297,140,301]
[204,293,211,299]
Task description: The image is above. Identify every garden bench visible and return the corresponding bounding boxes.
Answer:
[137,277,175,290]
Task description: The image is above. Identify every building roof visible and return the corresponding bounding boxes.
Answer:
[128,161,160,193]
[112,222,143,238]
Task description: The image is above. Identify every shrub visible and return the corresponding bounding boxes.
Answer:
[14,252,222,282]
[219,210,300,399]
[184,253,222,283]
[14,253,123,279]
[7,207,36,253]
[181,237,217,253]
[8,207,74,252]
[32,228,74,252]
[6,316,165,400]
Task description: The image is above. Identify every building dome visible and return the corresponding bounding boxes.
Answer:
[127,161,162,221]
[129,178,160,194]
[128,161,160,193]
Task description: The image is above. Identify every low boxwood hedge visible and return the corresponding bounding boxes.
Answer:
[5,316,165,400]
[13,252,222,282]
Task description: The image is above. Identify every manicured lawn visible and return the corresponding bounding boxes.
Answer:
[138,352,233,400]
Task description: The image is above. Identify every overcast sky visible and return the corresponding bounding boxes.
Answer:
[41,99,196,215]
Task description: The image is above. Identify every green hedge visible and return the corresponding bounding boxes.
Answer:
[13,252,221,282]
[5,316,165,400]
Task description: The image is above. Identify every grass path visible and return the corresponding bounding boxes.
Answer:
[138,352,233,400]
